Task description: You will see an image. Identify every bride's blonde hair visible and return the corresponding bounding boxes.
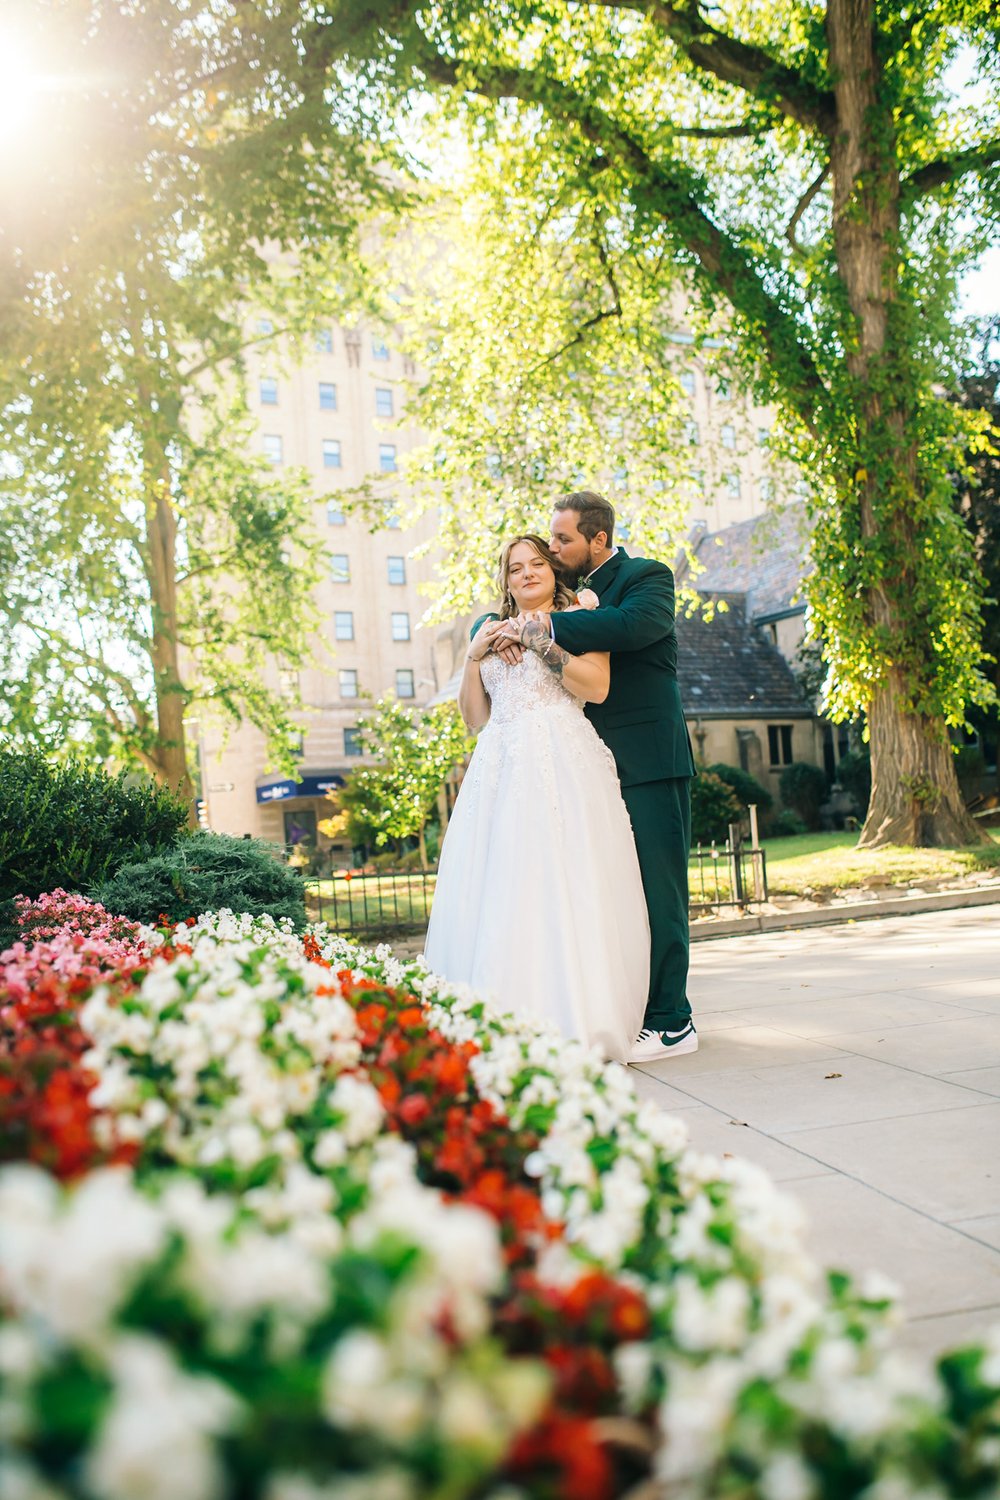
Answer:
[495,534,576,621]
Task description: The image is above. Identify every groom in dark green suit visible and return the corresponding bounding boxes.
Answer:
[496,490,697,1062]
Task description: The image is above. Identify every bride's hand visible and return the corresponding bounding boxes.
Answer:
[467,619,509,662]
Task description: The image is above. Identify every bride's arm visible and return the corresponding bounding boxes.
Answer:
[458,618,505,731]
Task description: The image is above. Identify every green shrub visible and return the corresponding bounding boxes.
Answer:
[834,749,871,816]
[0,753,189,940]
[768,808,809,837]
[779,761,829,830]
[90,832,306,930]
[690,772,743,845]
[706,764,774,816]
[954,744,987,796]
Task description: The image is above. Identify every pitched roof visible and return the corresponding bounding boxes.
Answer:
[678,504,811,622]
[677,593,814,717]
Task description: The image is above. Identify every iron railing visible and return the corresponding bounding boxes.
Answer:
[302,826,767,937]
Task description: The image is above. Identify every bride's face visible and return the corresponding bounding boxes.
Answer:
[507,542,556,611]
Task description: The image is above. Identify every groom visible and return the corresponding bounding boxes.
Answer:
[500,490,697,1062]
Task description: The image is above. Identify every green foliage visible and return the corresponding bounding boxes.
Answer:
[89,833,306,930]
[954,744,987,793]
[0,2,387,781]
[834,750,872,816]
[779,762,829,831]
[0,752,188,904]
[707,764,774,816]
[330,700,473,868]
[0,753,188,938]
[768,809,809,838]
[690,772,743,846]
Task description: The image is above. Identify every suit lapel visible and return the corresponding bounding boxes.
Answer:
[588,549,626,600]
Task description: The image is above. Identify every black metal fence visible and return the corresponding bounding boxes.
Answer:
[302,829,767,937]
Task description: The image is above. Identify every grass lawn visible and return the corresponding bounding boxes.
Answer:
[761,828,1000,895]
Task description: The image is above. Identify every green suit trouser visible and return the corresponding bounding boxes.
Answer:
[621,776,692,1033]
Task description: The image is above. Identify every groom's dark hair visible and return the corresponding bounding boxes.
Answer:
[557,490,615,547]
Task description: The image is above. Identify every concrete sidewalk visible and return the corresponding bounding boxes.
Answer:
[631,903,1000,1360]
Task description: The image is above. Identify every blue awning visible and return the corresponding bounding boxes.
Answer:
[256,772,347,804]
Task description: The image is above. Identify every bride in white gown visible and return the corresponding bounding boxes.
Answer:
[423,535,649,1062]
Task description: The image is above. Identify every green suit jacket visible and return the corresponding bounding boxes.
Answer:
[549,550,695,788]
[472,550,695,787]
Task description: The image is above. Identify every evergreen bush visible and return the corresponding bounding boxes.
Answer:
[768,809,809,837]
[706,764,774,817]
[779,762,829,831]
[0,753,188,946]
[834,749,872,816]
[89,832,306,930]
[690,772,743,845]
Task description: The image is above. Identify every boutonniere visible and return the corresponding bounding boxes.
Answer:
[575,588,600,610]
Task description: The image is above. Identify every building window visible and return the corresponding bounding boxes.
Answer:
[396,668,415,698]
[391,611,410,642]
[716,377,731,401]
[379,443,397,474]
[339,669,358,699]
[323,440,342,469]
[724,471,742,498]
[278,668,299,699]
[319,382,337,410]
[758,425,770,448]
[760,476,775,502]
[288,729,304,758]
[256,317,273,336]
[685,418,700,446]
[680,369,696,396]
[315,327,333,353]
[344,727,363,757]
[387,555,406,585]
[768,724,794,767]
[330,553,350,584]
[259,377,278,405]
[372,337,390,360]
[326,501,346,526]
[485,452,502,479]
[263,434,283,466]
[375,386,394,418]
[334,611,354,641]
[383,501,400,530]
[721,423,736,449]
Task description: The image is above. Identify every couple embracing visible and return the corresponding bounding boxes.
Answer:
[424,490,697,1066]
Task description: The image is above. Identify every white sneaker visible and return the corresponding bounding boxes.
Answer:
[628,1023,699,1063]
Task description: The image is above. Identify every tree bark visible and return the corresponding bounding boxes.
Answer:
[142,427,197,827]
[826,0,987,848]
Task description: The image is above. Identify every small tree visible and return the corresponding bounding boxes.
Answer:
[329,699,472,870]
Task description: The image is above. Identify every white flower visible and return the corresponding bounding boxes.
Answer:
[437,1376,503,1454]
[328,1074,385,1146]
[85,1334,241,1500]
[672,1274,751,1354]
[657,1356,746,1483]
[0,1456,70,1500]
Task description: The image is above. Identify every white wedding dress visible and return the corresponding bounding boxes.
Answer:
[424,651,650,1061]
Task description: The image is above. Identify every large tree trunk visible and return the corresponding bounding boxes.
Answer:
[826,0,986,848]
[145,431,197,828]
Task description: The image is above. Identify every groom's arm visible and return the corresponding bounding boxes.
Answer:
[551,565,675,654]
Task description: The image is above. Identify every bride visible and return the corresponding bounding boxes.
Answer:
[423,534,649,1062]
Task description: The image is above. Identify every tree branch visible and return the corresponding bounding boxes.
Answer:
[672,119,770,139]
[588,0,836,136]
[415,49,828,431]
[785,162,830,253]
[901,136,1000,202]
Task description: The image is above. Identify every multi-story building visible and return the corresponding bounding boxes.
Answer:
[196,315,800,859]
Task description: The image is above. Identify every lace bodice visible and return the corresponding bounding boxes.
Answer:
[479,650,584,728]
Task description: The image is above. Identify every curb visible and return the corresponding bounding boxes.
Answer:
[690,883,1000,942]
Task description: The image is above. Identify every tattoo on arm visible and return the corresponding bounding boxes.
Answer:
[521,620,570,680]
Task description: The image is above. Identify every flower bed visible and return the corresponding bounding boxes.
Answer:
[1,901,998,1500]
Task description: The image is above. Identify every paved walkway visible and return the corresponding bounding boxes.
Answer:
[630,903,1000,1360]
